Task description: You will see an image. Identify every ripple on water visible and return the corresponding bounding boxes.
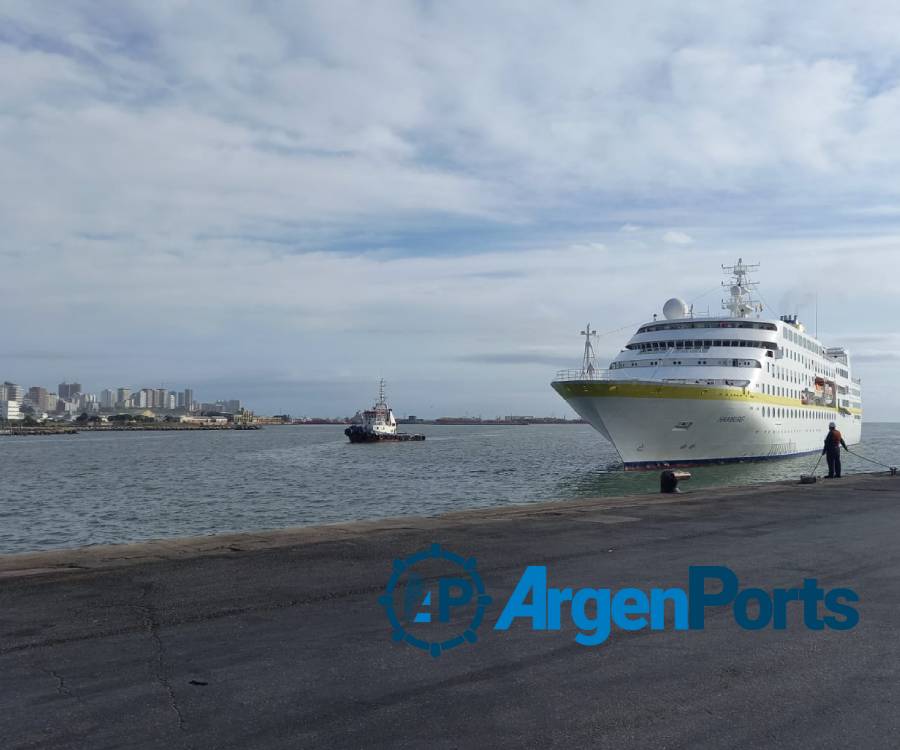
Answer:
[1,423,898,553]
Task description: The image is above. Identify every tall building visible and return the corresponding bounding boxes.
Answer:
[116,387,131,408]
[155,388,168,410]
[100,389,116,408]
[79,393,98,411]
[176,392,185,408]
[133,390,148,408]
[58,382,82,400]
[3,382,24,403]
[27,386,50,411]
[223,399,242,413]
[183,389,193,412]
[141,388,155,408]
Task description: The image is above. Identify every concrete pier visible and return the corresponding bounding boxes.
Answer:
[1,473,899,749]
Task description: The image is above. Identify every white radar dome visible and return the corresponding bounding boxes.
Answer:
[663,297,689,320]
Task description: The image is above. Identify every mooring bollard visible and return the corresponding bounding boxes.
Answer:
[660,470,691,493]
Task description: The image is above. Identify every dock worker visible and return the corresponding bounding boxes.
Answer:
[822,421,848,479]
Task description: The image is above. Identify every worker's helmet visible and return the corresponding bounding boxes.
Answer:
[828,421,836,428]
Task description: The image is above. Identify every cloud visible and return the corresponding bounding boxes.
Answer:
[568,242,606,253]
[851,351,900,364]
[455,352,577,367]
[663,231,694,246]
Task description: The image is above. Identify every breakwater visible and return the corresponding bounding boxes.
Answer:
[2,423,261,436]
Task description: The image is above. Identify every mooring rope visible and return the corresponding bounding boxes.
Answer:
[845,448,896,472]
[806,453,823,475]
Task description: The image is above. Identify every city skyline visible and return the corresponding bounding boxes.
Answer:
[2,378,242,417]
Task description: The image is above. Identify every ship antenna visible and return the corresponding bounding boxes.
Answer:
[721,257,762,318]
[378,378,386,406]
[815,291,818,338]
[580,323,598,378]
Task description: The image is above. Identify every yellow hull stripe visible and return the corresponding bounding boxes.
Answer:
[551,380,863,416]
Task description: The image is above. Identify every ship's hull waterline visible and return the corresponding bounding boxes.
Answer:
[552,380,861,470]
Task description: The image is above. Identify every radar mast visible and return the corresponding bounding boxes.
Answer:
[721,258,763,318]
[580,324,597,378]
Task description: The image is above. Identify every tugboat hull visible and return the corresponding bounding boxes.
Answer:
[344,426,425,443]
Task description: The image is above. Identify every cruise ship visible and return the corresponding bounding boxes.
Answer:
[551,260,862,469]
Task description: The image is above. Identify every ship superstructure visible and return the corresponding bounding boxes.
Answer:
[345,380,425,443]
[551,260,862,469]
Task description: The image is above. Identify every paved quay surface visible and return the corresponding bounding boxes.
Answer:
[1,473,898,749]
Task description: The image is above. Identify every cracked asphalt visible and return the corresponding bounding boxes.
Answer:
[1,473,899,749]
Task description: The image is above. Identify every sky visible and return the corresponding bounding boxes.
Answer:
[2,1,900,418]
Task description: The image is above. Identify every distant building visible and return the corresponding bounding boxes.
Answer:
[27,386,50,411]
[1,400,22,421]
[181,415,228,426]
[58,382,82,400]
[116,387,131,408]
[183,389,193,412]
[100,389,116,408]
[58,398,81,415]
[223,399,241,413]
[79,393,98,412]
[254,415,289,425]
[155,388,168,409]
[3,382,24,403]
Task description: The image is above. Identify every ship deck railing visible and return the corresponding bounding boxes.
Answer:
[553,369,618,382]
[552,370,750,388]
[661,378,750,388]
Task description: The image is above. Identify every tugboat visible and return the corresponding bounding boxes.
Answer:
[344,380,425,443]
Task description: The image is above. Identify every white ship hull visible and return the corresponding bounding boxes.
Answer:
[553,380,861,469]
